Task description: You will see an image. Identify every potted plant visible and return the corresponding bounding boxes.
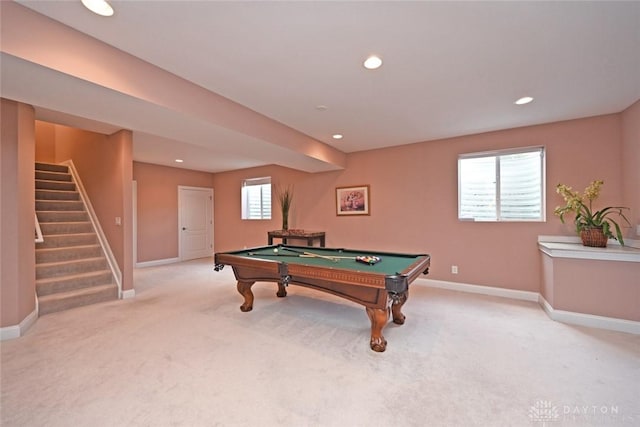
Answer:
[554,180,630,247]
[275,184,294,231]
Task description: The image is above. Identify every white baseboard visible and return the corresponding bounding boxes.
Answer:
[0,325,21,341]
[418,278,639,335]
[421,278,539,302]
[0,309,38,341]
[135,257,180,268]
[538,296,640,335]
[121,289,136,299]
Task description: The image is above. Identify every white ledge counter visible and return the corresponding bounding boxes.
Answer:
[538,236,640,333]
[538,236,640,263]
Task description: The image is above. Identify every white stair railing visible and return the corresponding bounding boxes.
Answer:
[35,213,44,243]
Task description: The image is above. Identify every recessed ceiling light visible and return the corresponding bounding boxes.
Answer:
[175,159,184,163]
[332,134,343,140]
[515,96,534,105]
[316,105,328,111]
[363,55,383,70]
[81,0,114,17]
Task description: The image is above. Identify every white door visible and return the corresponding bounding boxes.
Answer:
[178,186,213,261]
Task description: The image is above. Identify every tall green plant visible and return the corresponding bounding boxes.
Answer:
[276,184,294,230]
[554,180,630,245]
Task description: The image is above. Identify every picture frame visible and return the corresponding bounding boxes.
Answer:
[336,185,370,216]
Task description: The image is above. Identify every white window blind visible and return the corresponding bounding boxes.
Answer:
[241,177,271,220]
[458,147,545,222]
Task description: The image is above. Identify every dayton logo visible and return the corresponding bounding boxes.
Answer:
[529,400,560,424]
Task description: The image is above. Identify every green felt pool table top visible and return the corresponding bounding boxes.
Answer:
[221,245,429,276]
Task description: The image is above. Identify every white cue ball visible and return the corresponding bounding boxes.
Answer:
[273,248,278,253]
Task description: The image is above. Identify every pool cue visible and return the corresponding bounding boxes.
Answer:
[303,252,339,262]
[279,246,340,262]
[278,246,338,261]
[247,252,328,258]
[247,252,303,257]
[278,246,306,254]
[310,255,356,259]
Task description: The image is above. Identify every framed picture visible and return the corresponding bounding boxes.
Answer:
[336,185,370,216]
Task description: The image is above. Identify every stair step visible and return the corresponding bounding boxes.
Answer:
[35,170,72,182]
[36,200,85,211]
[40,222,94,235]
[37,211,89,223]
[35,162,69,173]
[35,179,76,192]
[36,244,103,263]
[38,284,118,316]
[36,257,109,280]
[36,189,80,201]
[36,233,98,248]
[36,270,113,296]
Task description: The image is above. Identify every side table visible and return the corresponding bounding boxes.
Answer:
[267,230,326,247]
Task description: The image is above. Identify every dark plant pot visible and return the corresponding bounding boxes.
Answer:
[580,226,607,247]
[282,210,289,231]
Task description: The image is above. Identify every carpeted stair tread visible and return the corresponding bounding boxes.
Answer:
[35,162,69,173]
[36,244,103,263]
[36,243,101,253]
[36,257,109,279]
[35,170,73,182]
[36,233,98,248]
[36,269,113,285]
[40,220,91,226]
[36,256,108,268]
[38,284,118,316]
[35,179,76,191]
[39,221,94,235]
[36,189,80,200]
[36,270,114,296]
[36,200,85,211]
[37,211,89,222]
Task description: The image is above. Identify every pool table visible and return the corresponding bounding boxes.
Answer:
[214,244,430,352]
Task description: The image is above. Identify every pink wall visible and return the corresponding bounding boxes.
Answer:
[214,113,631,293]
[621,99,640,232]
[212,165,309,252]
[133,162,215,262]
[34,122,55,163]
[1,99,36,328]
[111,130,134,292]
[541,255,639,321]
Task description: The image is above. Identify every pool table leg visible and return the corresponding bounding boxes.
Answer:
[366,307,390,352]
[236,281,256,312]
[276,282,287,298]
[391,291,408,325]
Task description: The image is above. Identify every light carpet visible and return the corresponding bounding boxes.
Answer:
[1,257,639,426]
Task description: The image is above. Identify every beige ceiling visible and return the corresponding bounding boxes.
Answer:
[3,0,639,173]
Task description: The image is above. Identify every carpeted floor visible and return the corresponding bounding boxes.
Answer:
[1,257,639,426]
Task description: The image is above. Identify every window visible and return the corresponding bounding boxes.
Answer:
[458,147,545,221]
[241,177,271,220]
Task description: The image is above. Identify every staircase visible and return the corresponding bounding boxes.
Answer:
[35,162,118,315]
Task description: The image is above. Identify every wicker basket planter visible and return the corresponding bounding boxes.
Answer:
[580,226,608,247]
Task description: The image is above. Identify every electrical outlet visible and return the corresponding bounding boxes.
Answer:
[115,217,121,226]
[451,265,458,274]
